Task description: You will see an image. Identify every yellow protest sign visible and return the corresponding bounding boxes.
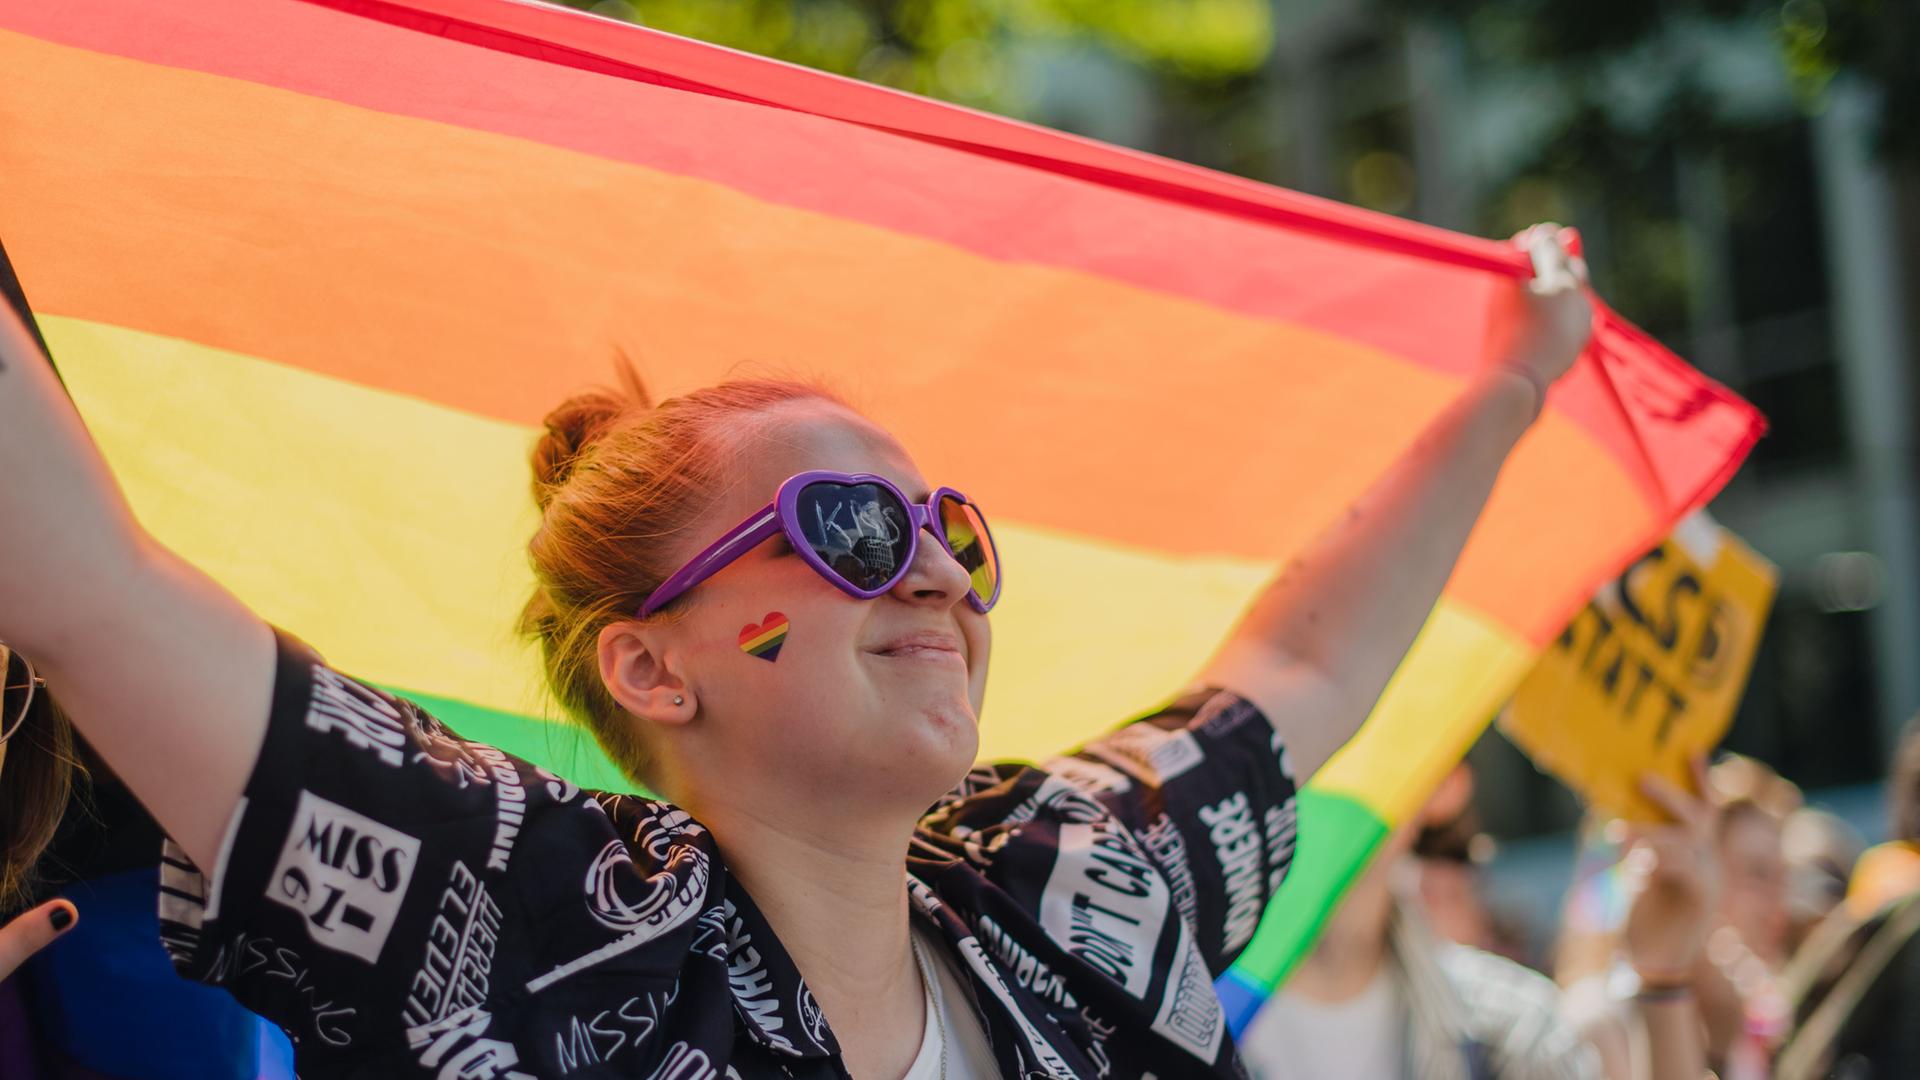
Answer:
[1500,513,1777,821]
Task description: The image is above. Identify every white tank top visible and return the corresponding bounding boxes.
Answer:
[901,923,1000,1080]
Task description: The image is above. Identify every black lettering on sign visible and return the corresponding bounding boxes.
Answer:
[1549,540,1737,751]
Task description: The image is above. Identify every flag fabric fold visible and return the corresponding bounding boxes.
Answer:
[0,0,1761,1034]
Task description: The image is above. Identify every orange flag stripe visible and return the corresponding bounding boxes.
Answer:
[0,1,1761,516]
[1,1,1540,377]
[0,28,1653,641]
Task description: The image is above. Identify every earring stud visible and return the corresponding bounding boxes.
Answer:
[672,695,685,706]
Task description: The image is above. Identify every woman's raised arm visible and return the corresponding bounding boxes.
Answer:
[1198,227,1593,780]
[0,303,273,869]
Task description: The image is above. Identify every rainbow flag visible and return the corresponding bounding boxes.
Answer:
[0,0,1761,1034]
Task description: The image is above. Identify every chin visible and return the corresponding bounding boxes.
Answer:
[907,699,981,779]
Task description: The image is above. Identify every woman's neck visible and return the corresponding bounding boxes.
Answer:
[694,794,929,1079]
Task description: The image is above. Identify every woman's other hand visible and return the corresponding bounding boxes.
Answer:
[0,898,74,981]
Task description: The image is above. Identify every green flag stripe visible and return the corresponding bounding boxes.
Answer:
[1228,787,1390,990]
[374,683,646,795]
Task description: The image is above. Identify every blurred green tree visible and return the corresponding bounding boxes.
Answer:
[1380,0,1913,339]
[566,0,1274,114]
[1775,0,1918,158]
[1390,0,1914,159]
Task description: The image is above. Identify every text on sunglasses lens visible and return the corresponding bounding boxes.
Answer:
[796,482,914,591]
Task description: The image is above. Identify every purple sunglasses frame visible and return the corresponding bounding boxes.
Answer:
[638,469,1003,616]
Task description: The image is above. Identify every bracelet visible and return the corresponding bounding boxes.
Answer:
[1634,982,1694,1004]
[1497,364,1548,422]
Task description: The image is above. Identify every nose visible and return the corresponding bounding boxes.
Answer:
[890,522,973,608]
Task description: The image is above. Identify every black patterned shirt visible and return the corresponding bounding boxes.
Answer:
[159,630,1300,1078]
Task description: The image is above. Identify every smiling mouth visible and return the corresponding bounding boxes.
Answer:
[869,633,967,665]
[873,645,965,663]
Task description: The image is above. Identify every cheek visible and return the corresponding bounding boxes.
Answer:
[731,608,799,665]
[966,615,992,708]
[697,599,869,704]
[689,557,856,669]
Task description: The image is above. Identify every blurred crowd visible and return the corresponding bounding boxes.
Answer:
[1235,722,1920,1080]
[3,643,1919,1079]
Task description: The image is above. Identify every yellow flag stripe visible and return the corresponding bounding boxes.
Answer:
[1311,602,1533,825]
[48,314,1528,798]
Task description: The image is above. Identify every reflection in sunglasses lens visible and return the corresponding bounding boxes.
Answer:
[939,495,999,605]
[797,482,914,591]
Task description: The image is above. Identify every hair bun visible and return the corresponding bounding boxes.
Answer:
[530,359,652,508]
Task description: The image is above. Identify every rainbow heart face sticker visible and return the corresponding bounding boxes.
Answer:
[738,612,790,662]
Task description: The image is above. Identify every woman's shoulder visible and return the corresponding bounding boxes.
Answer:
[161,640,744,1071]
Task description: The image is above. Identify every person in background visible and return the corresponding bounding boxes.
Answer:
[1780,807,1865,954]
[1237,761,1713,1080]
[20,744,297,1079]
[0,644,294,1080]
[1411,770,1503,956]
[1687,755,1799,1074]
[1412,768,1542,967]
[1559,755,1799,1080]
[0,641,81,1076]
[1773,716,1920,1079]
[1708,755,1801,970]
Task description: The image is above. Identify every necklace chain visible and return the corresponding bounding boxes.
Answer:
[908,931,949,1080]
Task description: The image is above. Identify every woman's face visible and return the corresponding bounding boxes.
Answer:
[618,402,991,815]
[1717,810,1789,963]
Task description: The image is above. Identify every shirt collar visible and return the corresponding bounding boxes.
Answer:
[720,885,840,1059]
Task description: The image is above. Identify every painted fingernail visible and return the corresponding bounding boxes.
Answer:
[49,906,72,932]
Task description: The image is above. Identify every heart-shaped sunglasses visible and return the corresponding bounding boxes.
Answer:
[640,470,1001,616]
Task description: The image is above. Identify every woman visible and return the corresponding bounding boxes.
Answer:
[0,641,80,982]
[1554,762,1722,1080]
[1240,764,1608,1080]
[0,227,1590,1078]
[1774,716,1920,1078]
[0,641,82,1079]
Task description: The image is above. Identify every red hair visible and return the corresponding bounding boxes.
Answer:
[519,364,846,784]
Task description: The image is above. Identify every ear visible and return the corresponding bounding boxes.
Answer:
[596,620,696,727]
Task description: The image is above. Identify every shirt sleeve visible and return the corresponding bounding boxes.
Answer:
[1437,945,1603,1080]
[1055,689,1301,974]
[925,688,1300,979]
[154,628,620,1060]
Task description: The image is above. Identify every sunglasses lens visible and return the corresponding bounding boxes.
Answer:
[795,481,915,592]
[938,494,999,607]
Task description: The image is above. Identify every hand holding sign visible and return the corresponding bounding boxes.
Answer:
[1622,758,1719,984]
[1501,513,1777,822]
